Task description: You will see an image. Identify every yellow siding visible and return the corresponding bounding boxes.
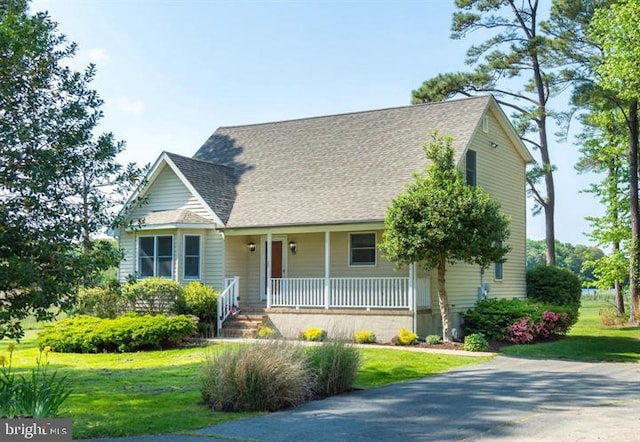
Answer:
[205,230,225,289]
[118,232,136,281]
[442,106,528,312]
[128,165,214,221]
[119,228,224,289]
[329,231,408,278]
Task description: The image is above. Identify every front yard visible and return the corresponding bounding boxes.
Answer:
[4,299,637,439]
[4,331,489,439]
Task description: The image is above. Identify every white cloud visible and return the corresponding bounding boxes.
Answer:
[87,48,109,63]
[115,97,145,116]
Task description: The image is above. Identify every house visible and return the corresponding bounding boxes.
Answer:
[113,95,533,341]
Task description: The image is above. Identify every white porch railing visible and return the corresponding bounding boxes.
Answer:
[217,276,239,336]
[270,277,411,310]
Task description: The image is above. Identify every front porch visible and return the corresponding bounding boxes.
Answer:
[219,228,433,340]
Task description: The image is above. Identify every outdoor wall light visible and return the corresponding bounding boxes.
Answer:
[490,141,498,148]
[248,242,256,252]
[289,241,297,255]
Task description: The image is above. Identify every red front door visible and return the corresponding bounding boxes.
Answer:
[270,241,283,279]
[265,241,283,296]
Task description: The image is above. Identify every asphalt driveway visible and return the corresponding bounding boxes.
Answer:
[88,356,640,441]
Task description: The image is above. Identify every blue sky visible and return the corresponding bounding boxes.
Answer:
[31,0,599,247]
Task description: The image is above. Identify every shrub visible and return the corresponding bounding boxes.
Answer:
[202,342,311,412]
[425,334,442,345]
[599,307,627,326]
[121,277,183,314]
[462,298,577,341]
[75,284,124,319]
[257,325,277,339]
[300,327,326,342]
[174,281,219,337]
[527,265,582,310]
[506,317,535,344]
[464,333,489,352]
[353,330,377,344]
[306,340,361,396]
[174,281,219,321]
[0,344,70,418]
[37,314,198,353]
[392,328,418,346]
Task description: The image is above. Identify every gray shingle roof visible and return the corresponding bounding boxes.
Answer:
[165,152,236,224]
[191,96,493,228]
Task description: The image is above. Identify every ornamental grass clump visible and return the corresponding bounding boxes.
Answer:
[202,342,311,412]
[0,344,70,418]
[305,340,361,397]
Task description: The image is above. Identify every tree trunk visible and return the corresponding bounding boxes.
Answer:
[613,241,625,315]
[437,253,452,341]
[628,99,639,325]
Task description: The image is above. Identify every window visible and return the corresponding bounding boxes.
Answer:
[465,149,477,186]
[184,235,201,279]
[494,241,504,280]
[482,115,489,133]
[138,236,173,278]
[350,233,376,266]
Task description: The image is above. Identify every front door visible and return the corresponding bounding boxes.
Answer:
[260,237,286,300]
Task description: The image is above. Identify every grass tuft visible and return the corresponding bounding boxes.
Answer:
[306,340,361,396]
[202,341,311,412]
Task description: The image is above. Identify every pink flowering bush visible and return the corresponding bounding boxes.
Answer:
[506,310,570,344]
[507,317,535,344]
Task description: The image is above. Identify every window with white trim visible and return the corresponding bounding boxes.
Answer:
[350,233,376,266]
[466,149,477,186]
[184,235,201,280]
[138,235,173,278]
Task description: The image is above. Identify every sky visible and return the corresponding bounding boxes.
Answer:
[31,0,601,247]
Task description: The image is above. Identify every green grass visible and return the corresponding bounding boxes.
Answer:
[2,331,488,439]
[357,348,492,388]
[500,300,640,362]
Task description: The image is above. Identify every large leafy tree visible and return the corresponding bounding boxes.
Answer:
[412,0,559,265]
[380,132,510,341]
[589,0,640,323]
[0,0,140,339]
[544,0,633,316]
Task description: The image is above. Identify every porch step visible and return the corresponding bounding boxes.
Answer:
[220,314,265,338]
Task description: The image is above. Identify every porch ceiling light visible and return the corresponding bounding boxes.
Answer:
[248,242,256,252]
[289,241,297,255]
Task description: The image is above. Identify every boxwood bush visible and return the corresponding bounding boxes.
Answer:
[38,314,198,353]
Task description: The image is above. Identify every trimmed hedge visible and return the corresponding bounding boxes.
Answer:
[462,298,575,341]
[37,314,198,353]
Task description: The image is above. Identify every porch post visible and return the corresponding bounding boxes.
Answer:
[410,263,417,334]
[324,231,330,309]
[266,232,272,309]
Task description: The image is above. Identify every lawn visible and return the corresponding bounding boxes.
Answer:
[3,331,488,439]
[500,300,640,361]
